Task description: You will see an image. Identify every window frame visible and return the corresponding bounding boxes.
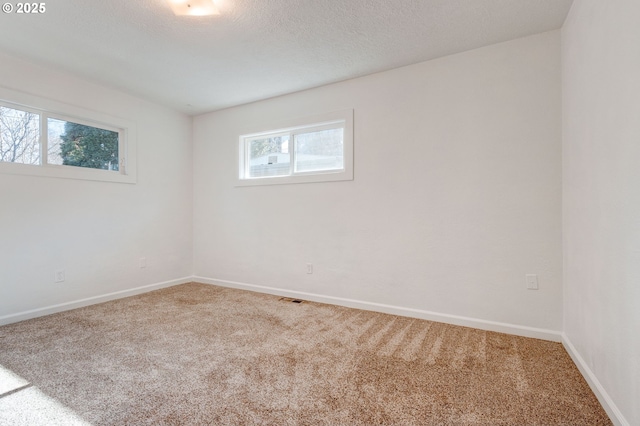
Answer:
[243,130,292,179]
[237,109,353,186]
[0,86,136,184]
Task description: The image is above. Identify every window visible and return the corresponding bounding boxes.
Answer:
[47,117,120,171]
[238,110,353,186]
[0,105,40,165]
[0,87,136,184]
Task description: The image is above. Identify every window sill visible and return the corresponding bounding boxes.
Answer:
[235,169,353,187]
[0,161,136,184]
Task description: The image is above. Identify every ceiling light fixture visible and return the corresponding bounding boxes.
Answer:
[168,0,220,16]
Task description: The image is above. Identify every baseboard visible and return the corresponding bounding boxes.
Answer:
[0,276,192,326]
[194,276,562,342]
[562,333,629,426]
[2,275,624,424]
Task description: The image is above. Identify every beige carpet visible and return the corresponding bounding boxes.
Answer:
[0,283,611,425]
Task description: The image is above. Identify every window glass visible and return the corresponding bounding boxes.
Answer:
[248,135,290,178]
[48,118,119,171]
[294,128,343,173]
[46,118,64,165]
[0,105,40,165]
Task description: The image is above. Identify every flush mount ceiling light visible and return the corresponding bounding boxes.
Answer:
[168,0,220,16]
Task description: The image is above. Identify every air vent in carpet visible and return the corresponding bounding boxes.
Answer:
[279,297,305,304]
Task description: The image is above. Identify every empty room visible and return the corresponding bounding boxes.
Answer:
[0,0,638,424]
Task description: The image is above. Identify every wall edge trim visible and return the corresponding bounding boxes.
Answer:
[561,333,629,426]
[194,276,562,342]
[0,276,192,326]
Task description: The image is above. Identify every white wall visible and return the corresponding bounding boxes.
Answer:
[0,53,193,322]
[193,31,562,333]
[2,14,635,421]
[562,1,640,424]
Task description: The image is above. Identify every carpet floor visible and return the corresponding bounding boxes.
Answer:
[0,283,611,425]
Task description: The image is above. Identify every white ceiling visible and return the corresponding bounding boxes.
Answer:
[0,0,573,115]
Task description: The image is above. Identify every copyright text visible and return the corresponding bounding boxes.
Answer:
[2,3,46,13]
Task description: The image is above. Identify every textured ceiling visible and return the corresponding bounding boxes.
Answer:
[0,0,573,115]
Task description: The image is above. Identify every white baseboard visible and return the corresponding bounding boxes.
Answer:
[0,276,192,326]
[194,276,562,342]
[2,274,624,424]
[561,333,629,426]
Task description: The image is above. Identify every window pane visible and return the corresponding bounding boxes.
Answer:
[0,106,40,165]
[294,128,343,172]
[248,135,290,178]
[48,118,119,171]
[46,118,64,165]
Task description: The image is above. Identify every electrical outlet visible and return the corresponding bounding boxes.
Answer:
[526,274,538,290]
[54,269,65,283]
[306,263,313,274]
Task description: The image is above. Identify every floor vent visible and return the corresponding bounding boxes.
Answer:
[279,297,305,304]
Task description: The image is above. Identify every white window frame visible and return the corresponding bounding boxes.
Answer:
[237,109,353,186]
[0,86,136,184]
